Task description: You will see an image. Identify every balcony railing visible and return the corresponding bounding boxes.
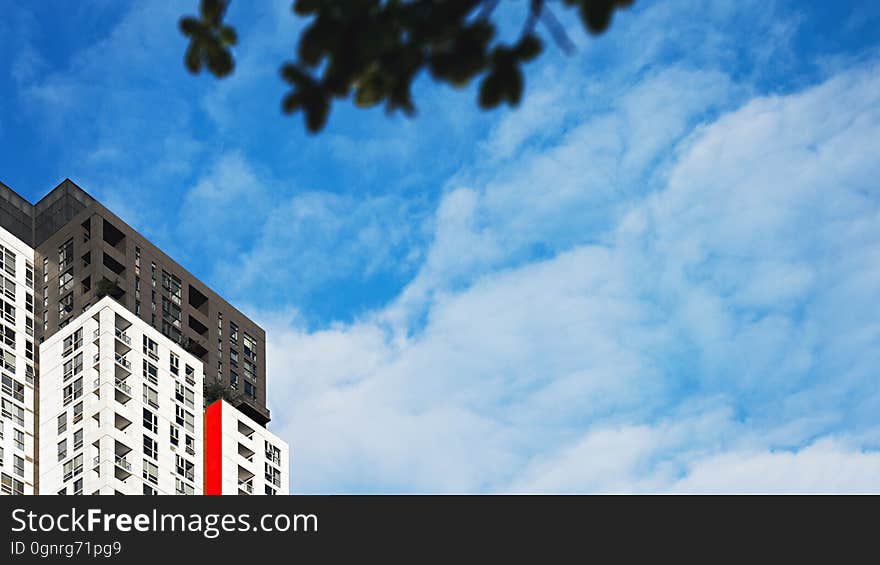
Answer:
[238,481,253,494]
[115,328,131,345]
[114,380,131,395]
[93,354,100,366]
[115,456,131,472]
[93,329,100,340]
[115,354,131,370]
[93,455,100,467]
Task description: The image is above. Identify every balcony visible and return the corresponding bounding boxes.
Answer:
[93,353,100,367]
[114,439,133,480]
[114,354,131,370]
[114,328,131,346]
[114,377,131,401]
[238,442,255,463]
[238,481,253,495]
[93,328,100,340]
[114,456,132,480]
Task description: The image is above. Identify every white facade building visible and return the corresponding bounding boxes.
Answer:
[205,399,289,495]
[39,297,205,495]
[0,226,36,496]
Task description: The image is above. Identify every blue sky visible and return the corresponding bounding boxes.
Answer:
[2,0,880,492]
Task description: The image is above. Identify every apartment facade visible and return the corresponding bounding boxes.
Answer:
[0,226,36,495]
[39,298,205,495]
[204,400,289,496]
[0,179,269,425]
[0,179,289,495]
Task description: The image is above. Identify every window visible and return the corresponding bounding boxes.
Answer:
[1,398,24,426]
[62,377,83,406]
[59,269,74,293]
[13,455,24,477]
[161,319,182,344]
[62,454,83,481]
[25,317,33,339]
[265,463,281,487]
[63,329,83,356]
[25,340,33,362]
[142,336,159,360]
[3,302,15,325]
[1,473,24,495]
[175,405,194,433]
[175,478,194,495]
[1,349,14,373]
[72,401,83,424]
[185,434,195,456]
[143,435,158,460]
[162,271,182,305]
[243,333,257,360]
[142,408,158,434]
[230,371,238,390]
[143,384,158,408]
[58,413,67,435]
[58,238,74,271]
[0,246,15,277]
[185,364,195,386]
[265,485,277,496]
[63,354,83,381]
[14,428,24,451]
[57,439,67,462]
[175,455,194,481]
[2,275,15,300]
[142,360,158,385]
[25,293,33,314]
[1,374,24,403]
[0,396,22,429]
[243,359,256,382]
[143,459,158,485]
[169,352,179,376]
[72,478,83,496]
[229,349,239,367]
[175,382,194,410]
[229,322,238,344]
[73,429,83,451]
[59,293,74,318]
[25,261,33,289]
[143,484,157,496]
[170,426,179,446]
[244,381,257,401]
[0,323,14,349]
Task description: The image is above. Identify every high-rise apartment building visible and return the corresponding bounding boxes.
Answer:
[39,298,205,495]
[0,178,289,495]
[0,226,36,495]
[0,179,268,424]
[204,400,289,495]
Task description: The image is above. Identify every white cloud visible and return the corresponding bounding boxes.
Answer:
[261,57,880,493]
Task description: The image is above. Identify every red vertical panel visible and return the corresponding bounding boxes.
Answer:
[204,401,223,495]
